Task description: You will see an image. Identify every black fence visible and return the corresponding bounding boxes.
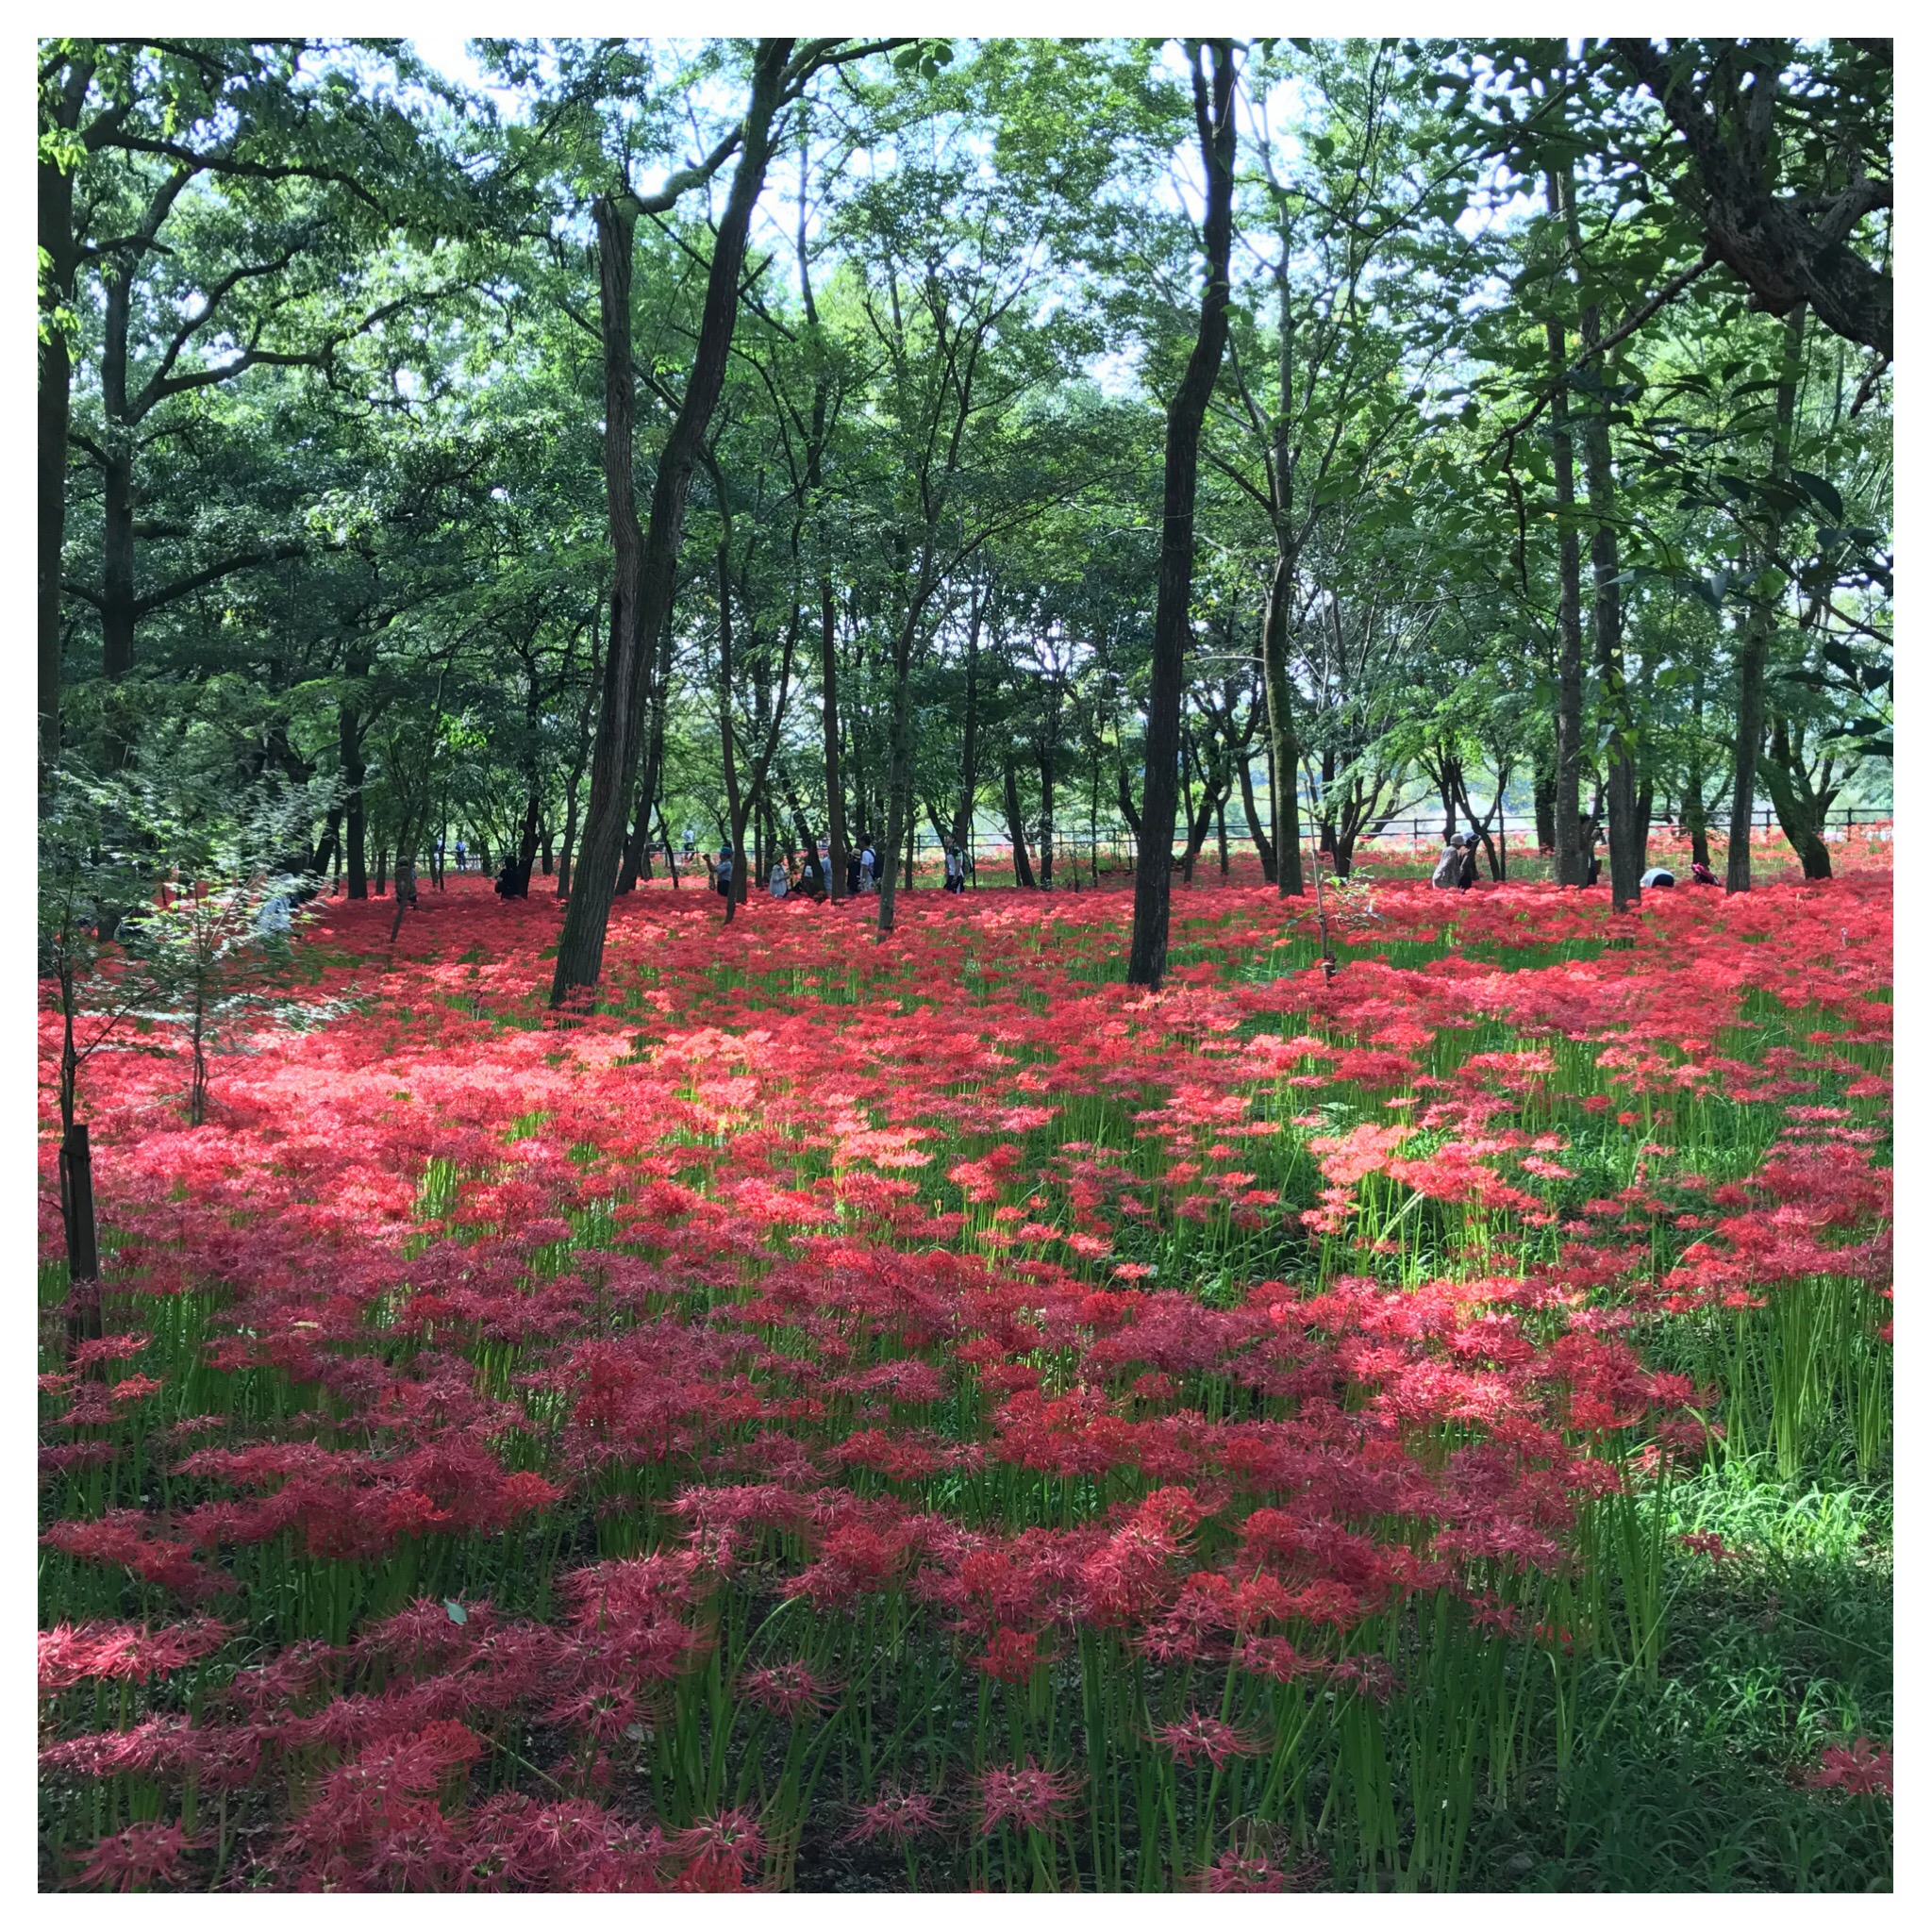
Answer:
[907,805,1893,883]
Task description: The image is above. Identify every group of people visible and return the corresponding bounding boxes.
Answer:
[689,836,971,902]
[1429,833,1483,891]
[1433,830,1720,891]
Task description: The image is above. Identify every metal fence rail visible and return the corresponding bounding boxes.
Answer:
[906,806,1892,877]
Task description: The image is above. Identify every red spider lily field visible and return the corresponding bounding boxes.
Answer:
[38,868,1893,1892]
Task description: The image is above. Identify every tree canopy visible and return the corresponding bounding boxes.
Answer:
[40,35,1892,984]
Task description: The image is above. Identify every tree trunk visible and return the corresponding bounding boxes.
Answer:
[1533,759,1557,855]
[558,595,608,899]
[876,560,935,937]
[60,1121,101,1354]
[39,133,77,762]
[1560,162,1640,911]
[1127,42,1236,987]
[101,267,138,683]
[1545,169,1588,889]
[551,41,793,1003]
[1259,554,1303,896]
[1685,671,1712,870]
[1003,758,1037,888]
[1761,715,1835,879]
[1239,751,1276,883]
[341,672,368,900]
[1727,304,1806,892]
[1037,739,1056,888]
[819,585,848,899]
[953,587,984,853]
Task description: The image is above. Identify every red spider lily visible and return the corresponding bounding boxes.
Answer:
[1806,1738,1892,1798]
[974,1758,1082,1836]
[39,1617,233,1692]
[1198,1847,1288,1891]
[973,1624,1044,1684]
[843,1784,946,1844]
[668,1807,767,1887]
[35,865,1890,1890]
[72,1822,202,1891]
[1147,1710,1269,1768]
[739,1661,835,1720]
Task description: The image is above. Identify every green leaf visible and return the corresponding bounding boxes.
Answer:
[1790,469,1846,523]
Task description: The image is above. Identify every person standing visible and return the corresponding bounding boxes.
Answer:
[455,838,467,874]
[1430,834,1465,890]
[1457,836,1479,891]
[716,845,734,899]
[858,838,876,893]
[768,857,790,899]
[943,841,965,893]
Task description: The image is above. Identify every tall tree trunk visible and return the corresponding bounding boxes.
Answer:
[310,806,341,882]
[341,666,368,900]
[39,134,78,763]
[1561,167,1641,911]
[1129,41,1237,989]
[100,267,138,683]
[819,586,847,900]
[1533,758,1557,855]
[1685,669,1711,870]
[1260,555,1303,896]
[1545,168,1587,889]
[1037,739,1056,888]
[551,41,793,1003]
[1259,243,1304,899]
[953,587,984,852]
[631,595,677,889]
[558,592,608,898]
[1761,716,1835,879]
[876,558,935,937]
[718,539,748,923]
[796,134,849,904]
[1003,758,1037,888]
[1239,750,1275,883]
[1726,304,1806,892]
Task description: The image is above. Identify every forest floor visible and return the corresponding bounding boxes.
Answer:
[39,860,1891,1890]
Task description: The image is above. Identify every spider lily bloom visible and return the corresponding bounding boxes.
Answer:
[739,1662,834,1720]
[1806,1738,1892,1798]
[974,1758,1081,1836]
[73,1822,203,1891]
[1148,1711,1269,1768]
[842,1785,945,1845]
[669,1807,768,1887]
[1197,1848,1288,1891]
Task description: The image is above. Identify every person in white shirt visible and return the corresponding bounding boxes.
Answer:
[858,841,876,891]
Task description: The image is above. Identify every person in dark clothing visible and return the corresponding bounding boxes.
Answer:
[1457,837,1479,890]
[495,858,531,899]
[1690,859,1718,886]
[846,849,863,896]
